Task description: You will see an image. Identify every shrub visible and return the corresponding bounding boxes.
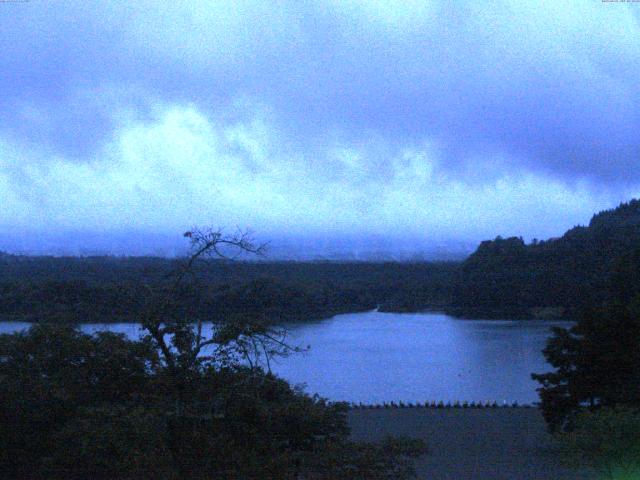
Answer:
[0,325,425,479]
[558,406,640,480]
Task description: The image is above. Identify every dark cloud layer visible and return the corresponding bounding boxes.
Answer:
[2,1,639,182]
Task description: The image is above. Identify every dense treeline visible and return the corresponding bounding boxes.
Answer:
[0,325,426,479]
[450,199,640,319]
[0,256,457,323]
[3,199,640,323]
[529,245,640,476]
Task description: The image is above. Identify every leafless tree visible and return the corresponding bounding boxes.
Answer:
[140,227,303,374]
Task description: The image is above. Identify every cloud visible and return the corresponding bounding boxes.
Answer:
[3,1,640,179]
[1,1,639,252]
[0,103,630,245]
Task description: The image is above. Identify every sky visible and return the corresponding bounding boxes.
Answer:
[1,0,639,257]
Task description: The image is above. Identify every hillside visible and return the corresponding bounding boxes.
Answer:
[449,199,640,319]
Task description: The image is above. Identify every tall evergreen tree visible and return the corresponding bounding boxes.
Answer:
[532,248,640,431]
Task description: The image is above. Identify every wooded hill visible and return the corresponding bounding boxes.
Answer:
[449,199,640,319]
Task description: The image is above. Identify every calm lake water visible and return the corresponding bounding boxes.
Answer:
[0,311,572,404]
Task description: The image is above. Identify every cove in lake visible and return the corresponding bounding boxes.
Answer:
[0,311,572,404]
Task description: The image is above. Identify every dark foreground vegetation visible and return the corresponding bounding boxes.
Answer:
[0,230,425,479]
[533,244,640,429]
[2,200,640,477]
[531,241,640,478]
[0,324,425,479]
[3,200,640,323]
[0,201,640,479]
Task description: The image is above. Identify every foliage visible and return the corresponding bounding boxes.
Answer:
[0,324,425,479]
[0,324,159,479]
[0,257,457,323]
[0,229,426,479]
[3,199,640,324]
[558,407,640,479]
[453,199,640,319]
[532,247,640,431]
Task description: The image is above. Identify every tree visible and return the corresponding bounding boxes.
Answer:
[139,227,298,373]
[0,227,426,479]
[532,248,640,431]
[0,324,159,479]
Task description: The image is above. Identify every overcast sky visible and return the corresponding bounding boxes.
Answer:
[1,1,639,255]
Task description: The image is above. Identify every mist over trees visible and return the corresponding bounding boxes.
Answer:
[2,200,640,325]
[2,199,640,476]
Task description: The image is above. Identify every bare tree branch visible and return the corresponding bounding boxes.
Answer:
[139,227,299,374]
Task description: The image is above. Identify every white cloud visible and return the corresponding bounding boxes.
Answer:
[1,102,632,246]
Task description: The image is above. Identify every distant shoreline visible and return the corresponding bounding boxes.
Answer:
[0,306,574,324]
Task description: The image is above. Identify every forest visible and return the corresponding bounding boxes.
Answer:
[2,200,640,323]
[450,199,640,319]
[0,255,457,323]
[0,230,426,479]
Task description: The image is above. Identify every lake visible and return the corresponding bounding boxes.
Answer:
[0,311,572,404]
